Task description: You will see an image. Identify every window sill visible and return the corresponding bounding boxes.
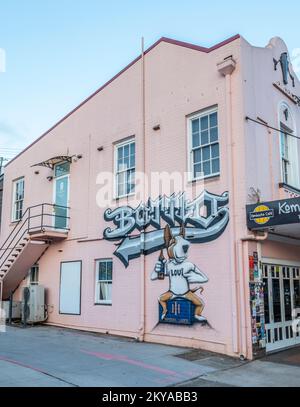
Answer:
[188,173,221,184]
[94,302,112,306]
[10,220,21,225]
[114,193,135,202]
[279,182,300,195]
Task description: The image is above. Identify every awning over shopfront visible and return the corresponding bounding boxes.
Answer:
[246,197,300,240]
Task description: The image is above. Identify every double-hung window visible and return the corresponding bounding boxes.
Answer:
[12,177,25,222]
[190,108,220,180]
[279,104,299,189]
[280,122,300,188]
[280,125,290,184]
[95,259,113,304]
[115,139,135,198]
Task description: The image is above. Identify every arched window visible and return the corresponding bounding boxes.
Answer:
[279,103,299,188]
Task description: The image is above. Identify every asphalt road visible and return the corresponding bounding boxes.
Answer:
[0,325,299,387]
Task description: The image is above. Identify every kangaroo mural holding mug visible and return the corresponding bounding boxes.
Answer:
[151,224,209,323]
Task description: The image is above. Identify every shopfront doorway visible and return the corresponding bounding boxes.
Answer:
[263,261,300,352]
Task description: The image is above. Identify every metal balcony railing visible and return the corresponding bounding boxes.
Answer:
[0,203,70,274]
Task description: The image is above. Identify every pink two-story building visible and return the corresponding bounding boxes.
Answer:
[1,33,300,360]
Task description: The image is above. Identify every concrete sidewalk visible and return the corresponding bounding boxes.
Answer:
[0,325,299,387]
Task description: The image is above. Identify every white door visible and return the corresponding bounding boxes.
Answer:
[263,263,300,352]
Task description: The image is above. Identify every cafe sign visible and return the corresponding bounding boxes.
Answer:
[247,197,300,230]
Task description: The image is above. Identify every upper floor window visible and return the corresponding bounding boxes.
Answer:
[189,108,220,180]
[12,177,24,222]
[115,139,135,198]
[280,124,290,184]
[279,104,299,188]
[95,259,113,304]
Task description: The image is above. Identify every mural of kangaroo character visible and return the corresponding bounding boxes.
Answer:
[151,224,208,322]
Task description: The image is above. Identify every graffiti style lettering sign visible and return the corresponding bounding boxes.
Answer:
[103,190,229,267]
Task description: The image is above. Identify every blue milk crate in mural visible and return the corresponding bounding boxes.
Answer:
[159,298,195,325]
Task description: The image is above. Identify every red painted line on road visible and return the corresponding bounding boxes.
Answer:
[81,350,180,376]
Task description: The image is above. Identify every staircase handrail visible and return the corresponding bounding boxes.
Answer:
[0,203,70,272]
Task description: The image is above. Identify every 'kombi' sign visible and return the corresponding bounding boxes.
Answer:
[247,197,300,230]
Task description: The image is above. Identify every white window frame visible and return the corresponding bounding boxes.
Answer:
[188,107,220,182]
[280,123,291,185]
[29,264,39,285]
[278,103,300,189]
[95,259,113,305]
[12,177,25,222]
[114,138,135,199]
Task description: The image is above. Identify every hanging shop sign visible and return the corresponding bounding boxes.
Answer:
[246,197,300,230]
[103,190,229,267]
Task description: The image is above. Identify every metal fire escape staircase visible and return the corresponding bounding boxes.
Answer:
[0,204,69,300]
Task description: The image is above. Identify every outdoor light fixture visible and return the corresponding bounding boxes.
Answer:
[153,124,160,131]
[97,146,104,152]
[73,154,83,162]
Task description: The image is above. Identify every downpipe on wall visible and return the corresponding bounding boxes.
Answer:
[223,67,240,356]
[138,37,146,342]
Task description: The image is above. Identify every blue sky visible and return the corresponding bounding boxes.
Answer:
[0,0,299,161]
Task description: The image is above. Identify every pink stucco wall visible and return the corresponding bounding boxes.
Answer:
[1,34,300,359]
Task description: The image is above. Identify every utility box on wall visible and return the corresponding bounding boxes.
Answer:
[22,285,45,324]
[2,301,22,320]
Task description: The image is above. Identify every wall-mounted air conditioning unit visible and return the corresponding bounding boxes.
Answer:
[2,301,22,320]
[21,285,45,323]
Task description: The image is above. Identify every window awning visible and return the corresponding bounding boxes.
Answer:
[31,156,73,170]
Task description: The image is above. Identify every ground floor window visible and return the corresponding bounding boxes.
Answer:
[29,264,39,285]
[95,259,113,304]
[59,261,82,315]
